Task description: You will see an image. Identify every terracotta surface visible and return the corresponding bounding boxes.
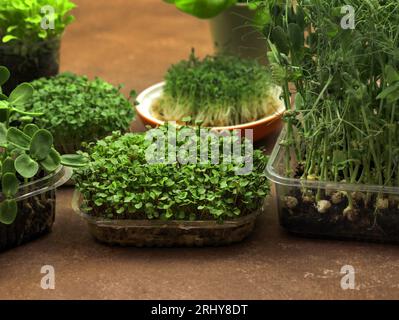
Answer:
[1,0,399,300]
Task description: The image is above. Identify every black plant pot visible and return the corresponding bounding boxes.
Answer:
[0,39,60,95]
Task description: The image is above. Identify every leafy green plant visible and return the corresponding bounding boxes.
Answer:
[262,1,399,213]
[75,124,269,221]
[153,51,281,127]
[0,0,75,44]
[0,66,86,225]
[23,73,136,154]
[164,0,239,19]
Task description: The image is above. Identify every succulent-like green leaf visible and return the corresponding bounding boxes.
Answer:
[41,148,61,172]
[2,173,19,197]
[8,83,33,107]
[0,200,17,225]
[23,124,39,137]
[60,154,87,168]
[0,122,7,145]
[7,127,31,149]
[15,154,39,178]
[0,66,10,86]
[3,157,15,174]
[30,129,53,161]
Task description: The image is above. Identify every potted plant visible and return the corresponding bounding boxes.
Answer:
[22,72,136,154]
[164,0,268,61]
[136,51,284,141]
[0,0,76,94]
[264,0,399,242]
[73,123,269,247]
[0,66,86,251]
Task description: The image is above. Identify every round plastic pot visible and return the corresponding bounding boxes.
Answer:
[0,166,72,251]
[136,82,284,142]
[209,3,267,63]
[0,38,60,95]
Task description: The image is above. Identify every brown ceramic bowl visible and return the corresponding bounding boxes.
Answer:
[136,82,285,142]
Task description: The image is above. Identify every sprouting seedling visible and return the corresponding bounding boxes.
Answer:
[0,66,87,225]
[153,52,281,127]
[262,0,399,214]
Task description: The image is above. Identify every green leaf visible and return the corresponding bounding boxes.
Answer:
[0,66,10,86]
[377,82,399,102]
[0,200,17,225]
[40,148,61,172]
[2,35,18,43]
[171,0,237,19]
[23,124,39,137]
[2,157,15,174]
[2,173,19,197]
[288,23,304,52]
[8,83,33,107]
[7,127,31,149]
[0,122,7,145]
[60,154,88,167]
[15,154,39,178]
[271,26,290,55]
[30,129,53,161]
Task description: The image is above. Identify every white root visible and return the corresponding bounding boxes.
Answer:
[284,196,298,209]
[316,200,331,213]
[376,198,389,210]
[343,207,358,221]
[302,195,315,203]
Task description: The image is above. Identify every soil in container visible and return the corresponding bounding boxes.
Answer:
[279,166,399,243]
[0,190,55,251]
[0,39,60,95]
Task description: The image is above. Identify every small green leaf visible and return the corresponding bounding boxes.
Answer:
[2,173,19,197]
[7,127,31,149]
[60,154,87,168]
[15,154,39,178]
[2,35,18,43]
[2,157,15,174]
[0,122,7,145]
[8,83,33,107]
[0,66,10,86]
[41,148,61,172]
[30,129,53,161]
[23,124,39,137]
[288,23,304,52]
[0,200,18,225]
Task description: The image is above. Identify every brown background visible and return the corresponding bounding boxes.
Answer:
[0,0,399,300]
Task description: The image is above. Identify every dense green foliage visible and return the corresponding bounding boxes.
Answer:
[261,0,399,210]
[75,124,269,221]
[23,73,136,153]
[164,0,237,19]
[154,52,280,126]
[0,66,86,225]
[0,0,75,44]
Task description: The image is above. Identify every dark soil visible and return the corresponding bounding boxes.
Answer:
[0,40,60,95]
[0,190,56,251]
[280,188,399,243]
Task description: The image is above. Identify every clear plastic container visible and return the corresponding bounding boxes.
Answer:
[0,166,72,251]
[266,130,399,243]
[73,192,260,247]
